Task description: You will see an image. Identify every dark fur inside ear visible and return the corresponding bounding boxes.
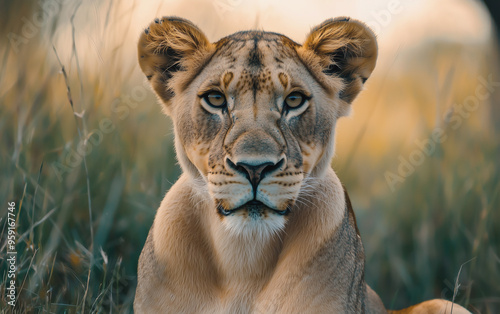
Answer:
[304,17,378,103]
[137,16,211,104]
[143,46,182,101]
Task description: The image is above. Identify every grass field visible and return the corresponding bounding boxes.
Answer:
[1,0,499,313]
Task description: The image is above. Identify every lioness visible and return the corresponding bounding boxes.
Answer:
[134,16,470,313]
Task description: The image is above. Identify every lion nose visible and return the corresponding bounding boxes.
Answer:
[227,158,284,191]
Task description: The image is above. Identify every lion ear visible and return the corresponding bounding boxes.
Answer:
[303,17,378,104]
[138,17,212,109]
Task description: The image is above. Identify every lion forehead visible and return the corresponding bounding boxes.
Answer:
[214,30,299,64]
[192,32,302,90]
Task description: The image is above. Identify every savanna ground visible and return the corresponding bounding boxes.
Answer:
[0,0,499,313]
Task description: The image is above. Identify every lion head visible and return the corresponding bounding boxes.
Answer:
[138,17,377,236]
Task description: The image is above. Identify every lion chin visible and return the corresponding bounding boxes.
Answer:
[218,200,288,238]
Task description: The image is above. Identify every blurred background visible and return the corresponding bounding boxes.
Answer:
[0,0,499,312]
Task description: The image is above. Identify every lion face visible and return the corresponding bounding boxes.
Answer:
[138,17,377,235]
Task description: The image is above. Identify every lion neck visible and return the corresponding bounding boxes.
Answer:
[151,169,351,310]
[193,167,346,285]
[203,201,284,283]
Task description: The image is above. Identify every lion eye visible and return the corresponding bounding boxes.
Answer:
[203,91,226,108]
[284,92,306,109]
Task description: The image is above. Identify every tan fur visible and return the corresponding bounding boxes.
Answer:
[134,16,470,313]
[389,300,470,314]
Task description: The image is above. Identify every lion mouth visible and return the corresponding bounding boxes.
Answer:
[217,200,290,216]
